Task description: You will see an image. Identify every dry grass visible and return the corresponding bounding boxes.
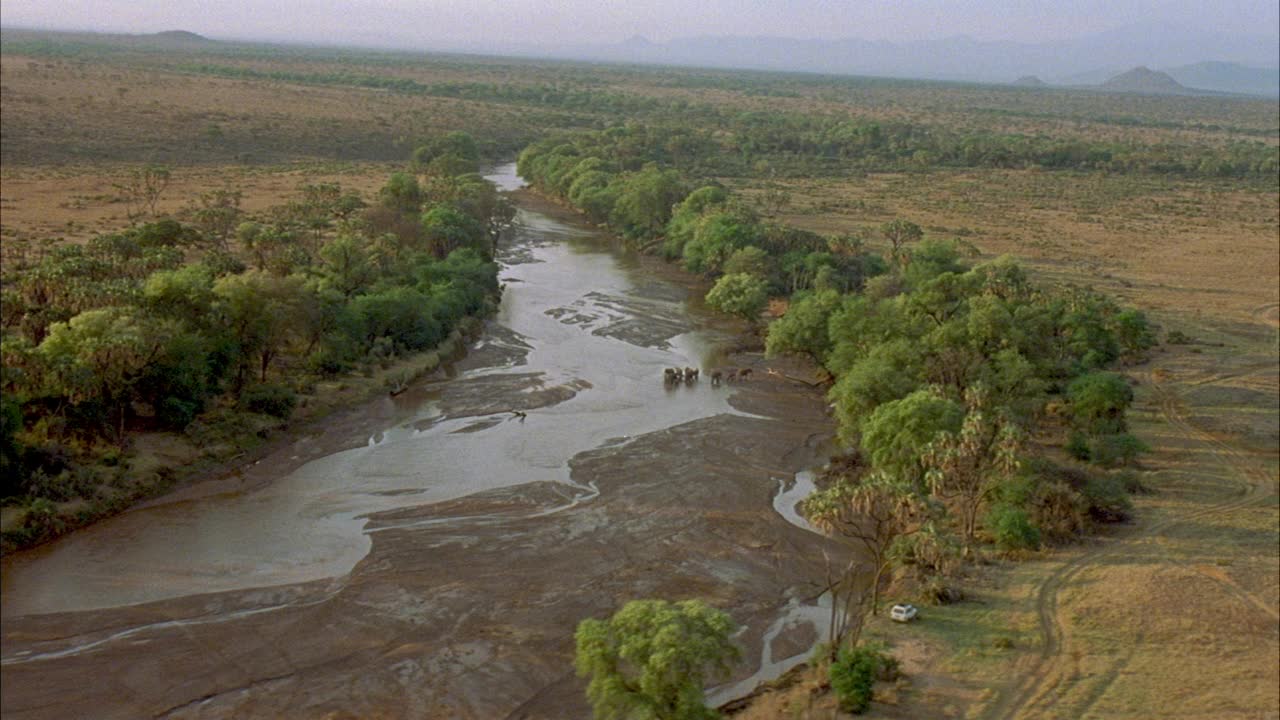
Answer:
[739,169,1279,331]
[0,161,395,247]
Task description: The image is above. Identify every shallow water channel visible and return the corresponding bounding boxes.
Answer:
[0,165,840,718]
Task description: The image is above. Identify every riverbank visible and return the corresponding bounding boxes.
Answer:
[0,313,490,553]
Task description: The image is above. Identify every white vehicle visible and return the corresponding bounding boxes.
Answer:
[889,603,919,622]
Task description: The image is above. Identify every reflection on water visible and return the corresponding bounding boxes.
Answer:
[0,163,751,617]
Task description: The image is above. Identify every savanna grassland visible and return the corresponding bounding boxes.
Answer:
[1,28,1276,720]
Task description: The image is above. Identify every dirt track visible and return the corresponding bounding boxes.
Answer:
[985,357,1280,720]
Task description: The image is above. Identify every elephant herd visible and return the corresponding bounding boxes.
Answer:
[663,366,753,387]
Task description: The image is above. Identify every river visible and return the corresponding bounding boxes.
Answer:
[0,164,840,719]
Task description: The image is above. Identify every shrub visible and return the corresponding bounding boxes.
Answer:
[1066,431,1092,461]
[1083,473,1134,522]
[1089,432,1148,467]
[1028,480,1089,542]
[157,397,200,430]
[830,644,895,714]
[987,505,1041,552]
[239,383,297,420]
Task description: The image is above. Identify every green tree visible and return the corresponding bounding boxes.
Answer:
[705,273,768,325]
[765,289,842,362]
[574,599,739,720]
[721,246,768,278]
[412,131,480,174]
[682,212,759,275]
[611,164,686,239]
[317,234,379,298]
[827,339,923,445]
[860,389,964,486]
[420,205,486,259]
[379,172,423,214]
[38,307,174,438]
[212,271,306,386]
[1066,372,1133,435]
[143,263,216,327]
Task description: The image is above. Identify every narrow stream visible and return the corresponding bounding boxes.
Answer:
[706,469,832,706]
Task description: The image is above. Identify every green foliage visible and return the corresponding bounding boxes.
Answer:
[827,339,923,444]
[860,389,964,484]
[2,167,504,519]
[420,205,487,259]
[1067,372,1133,435]
[986,505,1041,551]
[1066,431,1092,461]
[765,289,842,361]
[574,599,739,720]
[704,273,768,324]
[722,246,769,278]
[1112,309,1157,358]
[238,383,297,419]
[1088,433,1148,467]
[350,287,443,353]
[412,131,480,175]
[610,164,688,240]
[829,644,894,714]
[1082,473,1134,522]
[682,212,759,274]
[379,172,423,214]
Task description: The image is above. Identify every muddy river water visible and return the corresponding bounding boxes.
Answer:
[0,165,843,719]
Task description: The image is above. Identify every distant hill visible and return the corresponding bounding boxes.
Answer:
[1012,75,1046,87]
[538,23,1279,86]
[1164,61,1280,97]
[1099,66,1191,94]
[149,30,211,42]
[141,30,217,47]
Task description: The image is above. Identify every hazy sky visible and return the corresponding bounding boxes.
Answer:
[4,0,1278,49]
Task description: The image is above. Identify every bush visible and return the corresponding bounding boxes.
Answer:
[1066,431,1092,461]
[239,383,297,420]
[157,397,200,430]
[1083,473,1134,522]
[987,505,1041,552]
[1089,432,1148,467]
[830,644,895,714]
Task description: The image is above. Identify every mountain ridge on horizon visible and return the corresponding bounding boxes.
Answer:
[535,23,1278,96]
[2,22,1276,97]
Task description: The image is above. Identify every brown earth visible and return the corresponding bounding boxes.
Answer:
[0,355,838,719]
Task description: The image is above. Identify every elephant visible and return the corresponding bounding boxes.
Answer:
[664,367,682,384]
[684,366,699,382]
[737,367,753,381]
[710,369,723,386]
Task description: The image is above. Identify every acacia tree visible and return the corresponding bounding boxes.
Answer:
[922,384,1024,554]
[189,188,243,251]
[114,164,172,222]
[880,218,922,267]
[575,599,739,720]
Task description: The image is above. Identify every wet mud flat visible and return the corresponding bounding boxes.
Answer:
[1,376,836,720]
[1,170,843,718]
